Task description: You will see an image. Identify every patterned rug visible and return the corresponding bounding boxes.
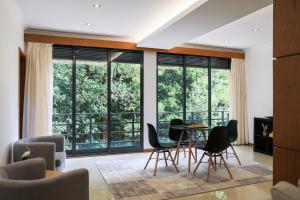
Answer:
[96,153,272,200]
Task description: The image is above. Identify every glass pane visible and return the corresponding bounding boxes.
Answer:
[186,67,208,126]
[110,51,142,148]
[53,59,73,150]
[157,65,183,139]
[75,48,108,150]
[211,68,230,126]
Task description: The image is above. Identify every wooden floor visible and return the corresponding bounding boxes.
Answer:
[64,146,273,200]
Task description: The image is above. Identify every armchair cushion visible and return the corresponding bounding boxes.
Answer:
[0,158,45,180]
[272,181,300,200]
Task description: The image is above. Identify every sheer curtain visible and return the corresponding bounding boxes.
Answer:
[229,58,249,144]
[22,42,53,138]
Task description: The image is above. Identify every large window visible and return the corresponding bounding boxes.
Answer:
[157,53,230,138]
[53,45,143,154]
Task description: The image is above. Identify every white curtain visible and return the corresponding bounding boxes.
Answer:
[22,42,53,138]
[229,58,249,144]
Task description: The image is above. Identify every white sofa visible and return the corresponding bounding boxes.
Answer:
[271,180,300,200]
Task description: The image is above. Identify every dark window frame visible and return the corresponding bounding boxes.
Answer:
[53,45,144,156]
[156,52,231,133]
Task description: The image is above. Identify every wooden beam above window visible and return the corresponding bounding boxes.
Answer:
[24,33,245,59]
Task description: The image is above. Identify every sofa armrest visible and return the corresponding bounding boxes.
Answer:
[0,169,89,200]
[1,158,46,180]
[272,181,300,200]
[34,136,65,152]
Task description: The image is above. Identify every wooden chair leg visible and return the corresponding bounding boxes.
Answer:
[214,154,217,171]
[191,149,197,162]
[154,151,160,176]
[221,154,233,179]
[207,154,212,182]
[144,151,154,170]
[163,151,168,167]
[193,152,205,173]
[230,144,241,165]
[167,150,179,173]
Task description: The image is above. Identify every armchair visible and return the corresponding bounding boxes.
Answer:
[13,135,66,170]
[0,158,89,200]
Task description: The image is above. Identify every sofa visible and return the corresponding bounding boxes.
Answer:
[13,135,66,170]
[0,158,89,200]
[272,180,300,200]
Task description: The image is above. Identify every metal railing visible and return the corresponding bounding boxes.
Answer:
[157,110,229,138]
[52,112,141,150]
[52,110,229,150]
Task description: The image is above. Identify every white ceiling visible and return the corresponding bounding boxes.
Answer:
[189,4,273,49]
[137,0,272,49]
[16,0,200,42]
[16,0,273,50]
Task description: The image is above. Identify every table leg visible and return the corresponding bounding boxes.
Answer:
[174,130,184,165]
[188,131,192,173]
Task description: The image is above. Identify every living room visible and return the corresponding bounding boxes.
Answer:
[0,0,299,200]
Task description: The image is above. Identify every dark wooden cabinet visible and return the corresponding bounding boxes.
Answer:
[254,117,273,155]
[274,0,300,57]
[274,55,300,151]
[273,147,300,184]
[273,0,300,185]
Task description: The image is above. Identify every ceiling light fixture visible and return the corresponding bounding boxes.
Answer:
[251,28,260,32]
[224,39,230,42]
[86,22,93,27]
[93,3,101,8]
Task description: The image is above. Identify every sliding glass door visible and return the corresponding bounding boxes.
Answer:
[52,45,143,155]
[157,53,230,136]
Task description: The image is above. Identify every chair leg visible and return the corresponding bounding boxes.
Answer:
[144,151,154,170]
[214,154,217,171]
[183,145,186,158]
[163,151,168,167]
[154,151,160,176]
[207,154,213,182]
[230,144,241,165]
[191,149,197,162]
[194,146,197,162]
[221,154,233,179]
[167,150,179,173]
[194,152,205,173]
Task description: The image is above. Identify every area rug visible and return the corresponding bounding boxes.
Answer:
[96,154,272,200]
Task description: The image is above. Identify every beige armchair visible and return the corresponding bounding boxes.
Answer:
[272,180,300,200]
[13,135,66,170]
[0,158,89,200]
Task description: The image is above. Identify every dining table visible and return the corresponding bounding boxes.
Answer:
[171,123,210,173]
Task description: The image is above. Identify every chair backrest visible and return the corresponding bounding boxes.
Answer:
[169,119,188,141]
[227,120,238,142]
[205,126,229,153]
[147,123,162,149]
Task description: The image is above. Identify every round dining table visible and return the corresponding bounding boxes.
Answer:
[171,124,210,173]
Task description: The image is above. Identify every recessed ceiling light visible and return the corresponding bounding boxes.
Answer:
[224,39,230,42]
[86,22,93,27]
[251,28,260,32]
[93,3,101,8]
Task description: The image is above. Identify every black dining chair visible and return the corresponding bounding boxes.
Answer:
[169,119,198,164]
[194,126,233,182]
[226,120,241,165]
[144,123,179,176]
[169,119,188,162]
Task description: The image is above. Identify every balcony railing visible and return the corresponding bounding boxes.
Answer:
[52,110,229,150]
[52,112,141,150]
[157,110,229,139]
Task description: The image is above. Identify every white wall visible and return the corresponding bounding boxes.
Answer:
[143,51,157,149]
[0,0,24,165]
[245,41,273,143]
